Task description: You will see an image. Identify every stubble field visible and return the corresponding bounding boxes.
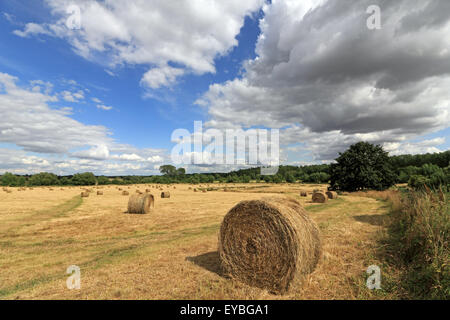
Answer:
[0,184,396,300]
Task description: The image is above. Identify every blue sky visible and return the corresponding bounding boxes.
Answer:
[0,2,261,151]
[0,0,449,175]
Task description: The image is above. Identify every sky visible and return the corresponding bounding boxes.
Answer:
[0,0,449,176]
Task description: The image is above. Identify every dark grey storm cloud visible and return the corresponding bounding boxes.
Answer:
[199,0,450,160]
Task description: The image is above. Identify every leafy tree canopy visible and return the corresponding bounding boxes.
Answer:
[330,142,396,192]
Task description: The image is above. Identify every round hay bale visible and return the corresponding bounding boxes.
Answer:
[97,191,103,195]
[81,192,89,198]
[312,192,327,203]
[127,194,154,214]
[219,197,321,294]
[300,191,307,197]
[326,191,338,200]
[161,191,170,198]
[122,191,129,196]
[193,189,198,192]
[145,189,151,193]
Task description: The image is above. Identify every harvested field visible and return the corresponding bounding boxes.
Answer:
[0,183,395,300]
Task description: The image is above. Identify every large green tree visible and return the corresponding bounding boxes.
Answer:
[330,142,396,191]
[159,165,177,176]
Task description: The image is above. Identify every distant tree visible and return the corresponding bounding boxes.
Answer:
[111,178,122,185]
[71,172,96,186]
[330,142,396,191]
[28,172,59,186]
[272,175,282,184]
[97,176,110,185]
[176,168,186,175]
[285,173,296,183]
[0,172,19,186]
[160,165,177,176]
[60,177,72,185]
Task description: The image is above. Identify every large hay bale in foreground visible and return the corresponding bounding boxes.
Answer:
[219,197,322,294]
[326,191,338,199]
[161,191,170,198]
[127,194,154,214]
[81,192,89,198]
[312,192,327,203]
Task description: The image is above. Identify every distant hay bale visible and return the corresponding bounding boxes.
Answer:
[145,189,151,193]
[97,191,103,195]
[127,194,154,214]
[193,189,198,192]
[326,191,338,200]
[161,191,170,198]
[300,191,307,197]
[122,191,129,196]
[312,192,327,203]
[218,197,322,294]
[81,192,89,198]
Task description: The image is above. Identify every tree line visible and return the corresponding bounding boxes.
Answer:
[1,144,449,191]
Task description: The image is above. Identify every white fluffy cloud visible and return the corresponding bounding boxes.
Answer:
[14,0,264,89]
[140,65,185,89]
[0,72,112,154]
[0,72,168,174]
[199,0,450,160]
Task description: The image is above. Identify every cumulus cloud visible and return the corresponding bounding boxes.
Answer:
[14,0,264,89]
[61,89,85,102]
[199,0,450,160]
[140,65,185,89]
[0,72,172,174]
[72,145,110,160]
[0,72,112,154]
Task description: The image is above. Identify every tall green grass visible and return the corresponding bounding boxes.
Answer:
[388,190,449,299]
[354,189,449,299]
